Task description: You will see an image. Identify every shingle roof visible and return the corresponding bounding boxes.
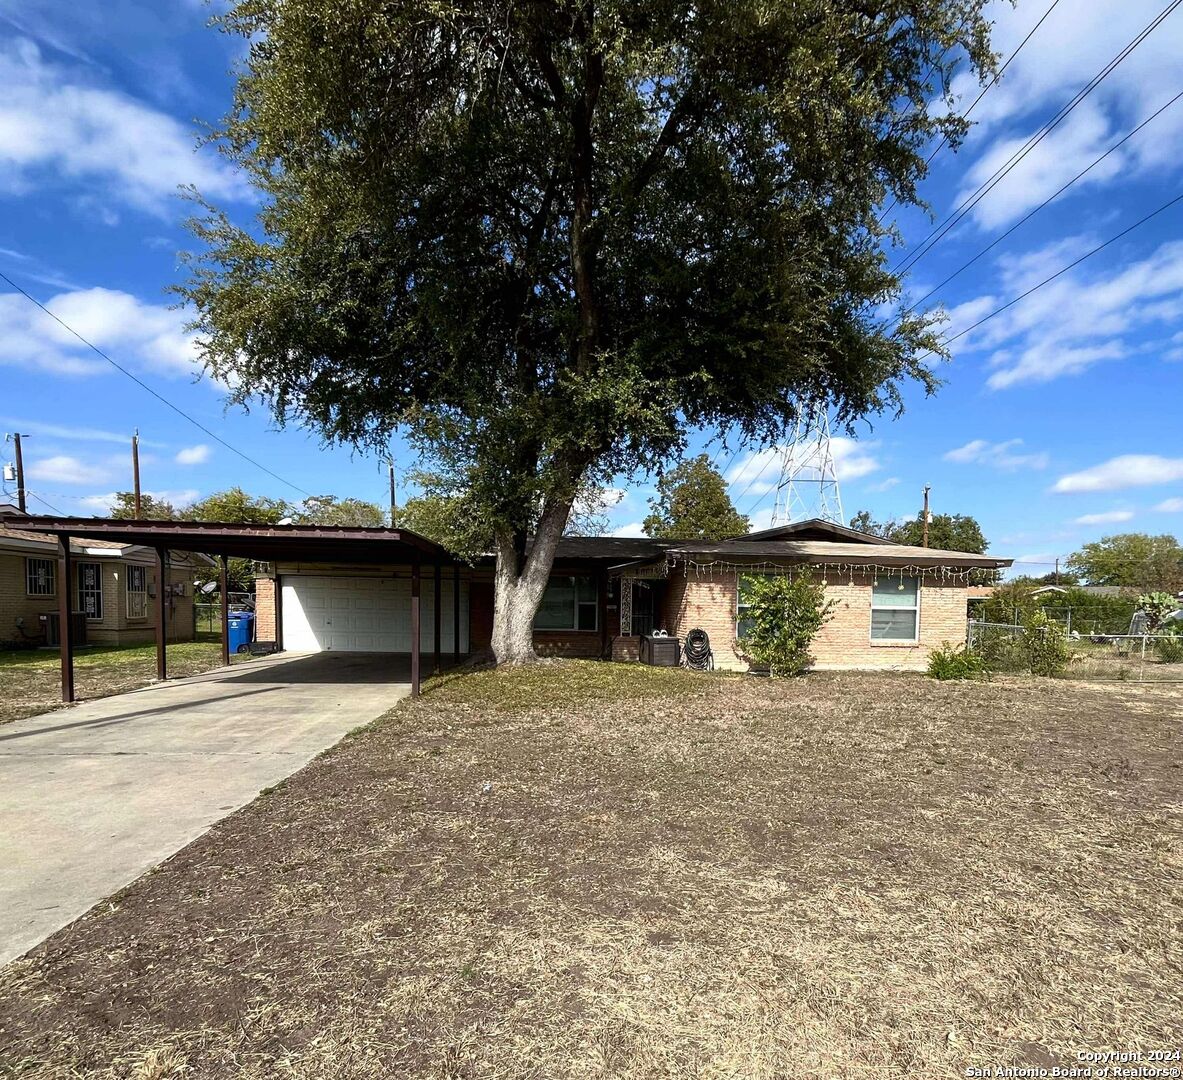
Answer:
[661,539,1010,567]
[0,522,129,552]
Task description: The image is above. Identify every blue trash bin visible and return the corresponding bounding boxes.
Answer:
[227,612,255,655]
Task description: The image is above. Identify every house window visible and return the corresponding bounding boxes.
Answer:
[77,562,103,621]
[534,575,598,631]
[871,576,919,641]
[26,557,55,597]
[126,565,148,619]
[736,573,767,640]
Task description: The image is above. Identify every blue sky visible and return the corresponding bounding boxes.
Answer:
[0,0,1180,576]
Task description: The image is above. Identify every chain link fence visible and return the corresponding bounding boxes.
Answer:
[968,619,1183,682]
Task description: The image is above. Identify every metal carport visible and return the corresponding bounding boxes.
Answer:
[13,517,463,700]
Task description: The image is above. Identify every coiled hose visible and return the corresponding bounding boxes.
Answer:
[683,627,713,671]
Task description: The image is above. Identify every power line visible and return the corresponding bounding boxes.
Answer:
[732,453,782,515]
[903,86,1183,314]
[878,0,1064,224]
[929,189,1183,355]
[894,0,1181,277]
[0,269,314,500]
[25,490,66,515]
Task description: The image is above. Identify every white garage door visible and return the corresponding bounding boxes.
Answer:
[281,575,469,653]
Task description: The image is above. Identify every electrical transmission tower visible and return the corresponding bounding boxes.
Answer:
[771,404,845,525]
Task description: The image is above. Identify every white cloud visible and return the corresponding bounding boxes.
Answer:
[0,418,163,446]
[26,454,112,486]
[866,476,901,493]
[943,0,1183,229]
[78,488,200,513]
[727,437,880,499]
[175,444,211,466]
[1154,497,1183,512]
[944,437,1049,470]
[609,521,646,537]
[0,38,249,216]
[946,238,1183,390]
[1072,510,1135,526]
[0,286,202,377]
[1053,455,1183,494]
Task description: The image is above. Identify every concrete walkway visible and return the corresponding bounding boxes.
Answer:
[0,652,411,967]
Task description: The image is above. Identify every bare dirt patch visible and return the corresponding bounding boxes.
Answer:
[0,664,1179,1078]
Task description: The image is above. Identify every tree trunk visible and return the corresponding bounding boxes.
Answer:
[490,498,571,665]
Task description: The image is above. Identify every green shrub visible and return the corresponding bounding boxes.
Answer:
[927,642,989,681]
[971,625,1028,673]
[1138,592,1179,633]
[1023,609,1071,677]
[738,573,834,677]
[1154,634,1183,664]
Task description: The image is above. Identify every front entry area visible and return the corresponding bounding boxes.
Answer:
[281,574,470,654]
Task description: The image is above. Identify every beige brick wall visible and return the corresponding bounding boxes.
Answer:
[2,551,194,647]
[254,576,276,640]
[658,567,968,672]
[0,551,58,644]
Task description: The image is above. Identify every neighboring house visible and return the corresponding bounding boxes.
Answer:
[1030,585,1133,598]
[248,518,1008,673]
[0,511,204,647]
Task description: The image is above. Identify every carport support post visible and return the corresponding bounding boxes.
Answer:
[57,534,74,703]
[219,555,230,667]
[154,547,168,682]
[433,559,441,675]
[410,557,421,697]
[453,564,461,663]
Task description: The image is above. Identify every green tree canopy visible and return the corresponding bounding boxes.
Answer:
[893,512,989,553]
[849,510,989,552]
[1066,533,1183,592]
[181,488,291,525]
[644,454,749,540]
[108,492,178,520]
[182,0,996,662]
[848,510,897,539]
[295,495,386,527]
[181,488,291,593]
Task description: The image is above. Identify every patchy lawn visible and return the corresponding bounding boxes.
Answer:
[0,634,247,725]
[0,663,1180,1078]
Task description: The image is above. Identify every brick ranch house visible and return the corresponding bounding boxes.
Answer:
[250,518,1010,672]
[1,509,205,648]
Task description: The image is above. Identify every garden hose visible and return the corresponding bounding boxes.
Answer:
[683,627,713,671]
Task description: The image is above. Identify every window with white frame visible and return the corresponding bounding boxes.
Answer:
[26,557,55,597]
[870,575,919,641]
[77,562,103,621]
[126,565,148,619]
[533,575,598,631]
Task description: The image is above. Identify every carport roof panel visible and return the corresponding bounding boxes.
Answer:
[11,516,458,565]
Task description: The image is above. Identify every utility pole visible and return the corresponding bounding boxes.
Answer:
[1054,557,1060,586]
[921,484,931,548]
[4,433,28,513]
[387,458,397,527]
[132,431,142,518]
[11,433,26,513]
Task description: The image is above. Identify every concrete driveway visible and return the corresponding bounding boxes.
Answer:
[0,652,411,966]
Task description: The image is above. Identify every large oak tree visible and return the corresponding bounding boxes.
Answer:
[182,0,995,663]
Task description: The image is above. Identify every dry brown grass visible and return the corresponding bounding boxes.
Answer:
[0,637,248,725]
[0,663,1180,1078]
